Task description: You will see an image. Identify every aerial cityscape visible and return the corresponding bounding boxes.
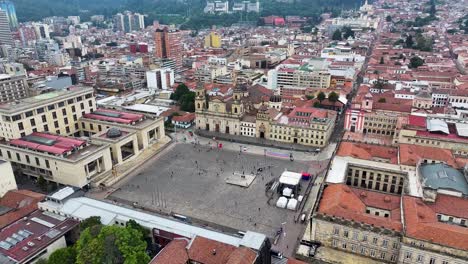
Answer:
[0,0,466,263]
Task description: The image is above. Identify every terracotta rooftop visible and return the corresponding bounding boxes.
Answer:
[403,195,468,251]
[0,190,45,229]
[149,239,189,264]
[337,142,398,164]
[399,144,458,168]
[317,184,402,232]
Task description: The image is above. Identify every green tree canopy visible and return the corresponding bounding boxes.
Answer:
[332,29,342,41]
[171,83,190,101]
[76,225,150,264]
[47,247,77,264]
[328,92,339,104]
[386,15,392,22]
[317,92,326,103]
[409,56,424,68]
[79,216,102,232]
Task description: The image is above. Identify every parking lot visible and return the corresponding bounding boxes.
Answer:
[108,143,312,237]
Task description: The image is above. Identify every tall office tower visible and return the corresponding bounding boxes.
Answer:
[154,27,183,72]
[0,10,12,46]
[0,1,17,30]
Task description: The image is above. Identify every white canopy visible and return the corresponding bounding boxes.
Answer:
[287,199,298,210]
[279,171,302,186]
[283,187,293,197]
[276,197,288,208]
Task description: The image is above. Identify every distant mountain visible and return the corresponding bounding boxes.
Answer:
[12,0,362,25]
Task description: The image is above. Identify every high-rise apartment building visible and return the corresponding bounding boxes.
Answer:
[154,27,183,72]
[204,32,221,48]
[0,10,12,46]
[113,11,145,33]
[0,74,28,103]
[0,0,17,30]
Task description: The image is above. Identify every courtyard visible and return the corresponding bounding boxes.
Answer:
[108,142,315,238]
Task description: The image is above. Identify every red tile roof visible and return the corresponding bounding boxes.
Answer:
[0,190,45,229]
[172,113,196,123]
[337,142,398,164]
[403,195,468,251]
[0,210,78,263]
[149,239,189,264]
[318,184,402,232]
[287,259,309,264]
[188,236,237,264]
[408,115,426,128]
[399,144,458,168]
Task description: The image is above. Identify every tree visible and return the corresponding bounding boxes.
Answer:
[386,15,392,22]
[171,83,190,101]
[179,92,196,112]
[409,56,424,68]
[317,92,326,103]
[76,225,150,264]
[405,35,414,48]
[332,29,342,41]
[379,57,385,64]
[328,92,339,104]
[79,216,102,232]
[306,94,315,100]
[126,220,150,238]
[37,176,47,192]
[342,26,354,39]
[47,247,77,264]
[313,101,321,108]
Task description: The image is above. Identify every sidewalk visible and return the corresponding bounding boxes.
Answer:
[173,131,337,162]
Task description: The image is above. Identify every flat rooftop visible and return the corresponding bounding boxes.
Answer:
[3,132,102,161]
[0,87,94,114]
[83,108,145,125]
[109,144,310,237]
[0,210,78,263]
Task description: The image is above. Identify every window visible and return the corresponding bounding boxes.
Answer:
[64,118,68,125]
[54,121,59,128]
[351,244,357,252]
[16,153,21,161]
[62,109,67,115]
[343,230,349,238]
[18,122,24,130]
[362,235,368,242]
[25,111,33,117]
[333,227,339,235]
[382,240,388,248]
[37,108,44,114]
[88,100,93,107]
[332,239,337,247]
[380,252,386,259]
[417,255,424,262]
[370,249,375,257]
[80,103,84,110]
[72,106,76,112]
[42,115,47,122]
[58,102,65,107]
[341,242,347,249]
[372,237,378,245]
[26,155,30,163]
[429,258,436,264]
[441,261,448,264]
[30,119,35,126]
[44,125,49,131]
[48,105,55,110]
[390,255,397,262]
[35,157,40,166]
[52,112,57,119]
[392,242,398,249]
[7,151,11,159]
[68,99,74,104]
[405,252,412,260]
[353,231,358,240]
[45,160,50,169]
[360,246,366,255]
